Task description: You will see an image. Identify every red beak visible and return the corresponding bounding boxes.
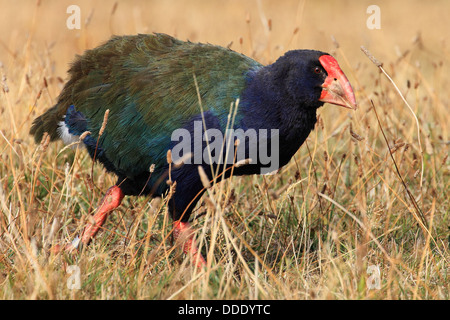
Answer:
[318,55,357,110]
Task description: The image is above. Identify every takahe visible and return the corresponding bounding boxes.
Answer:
[30,33,356,267]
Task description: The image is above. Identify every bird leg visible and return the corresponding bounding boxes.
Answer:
[57,185,124,253]
[80,185,125,245]
[173,221,206,268]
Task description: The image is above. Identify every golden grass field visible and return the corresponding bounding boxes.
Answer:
[0,0,448,300]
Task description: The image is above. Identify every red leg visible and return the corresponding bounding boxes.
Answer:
[173,221,206,268]
[52,186,124,253]
[57,186,124,252]
[80,185,125,245]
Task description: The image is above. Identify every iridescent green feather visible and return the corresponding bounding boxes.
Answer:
[30,33,262,176]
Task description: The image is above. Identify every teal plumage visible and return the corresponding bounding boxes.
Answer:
[31,33,261,178]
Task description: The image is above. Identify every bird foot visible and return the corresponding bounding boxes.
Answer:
[49,235,82,254]
[50,186,124,255]
[81,186,124,245]
[173,221,206,268]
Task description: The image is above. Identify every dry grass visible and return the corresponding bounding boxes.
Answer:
[0,0,448,300]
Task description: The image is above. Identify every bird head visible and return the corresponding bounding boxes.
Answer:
[277,50,357,110]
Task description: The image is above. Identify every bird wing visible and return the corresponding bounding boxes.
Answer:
[59,33,261,176]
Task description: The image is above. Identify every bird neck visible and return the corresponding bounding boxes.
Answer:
[240,65,319,145]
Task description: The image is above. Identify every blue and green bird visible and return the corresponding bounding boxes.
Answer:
[30,33,356,266]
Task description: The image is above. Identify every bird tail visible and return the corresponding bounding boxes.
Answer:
[29,103,64,144]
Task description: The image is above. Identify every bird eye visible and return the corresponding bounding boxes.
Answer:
[314,67,321,74]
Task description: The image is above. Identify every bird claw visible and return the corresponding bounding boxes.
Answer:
[69,235,82,251]
[50,235,82,254]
